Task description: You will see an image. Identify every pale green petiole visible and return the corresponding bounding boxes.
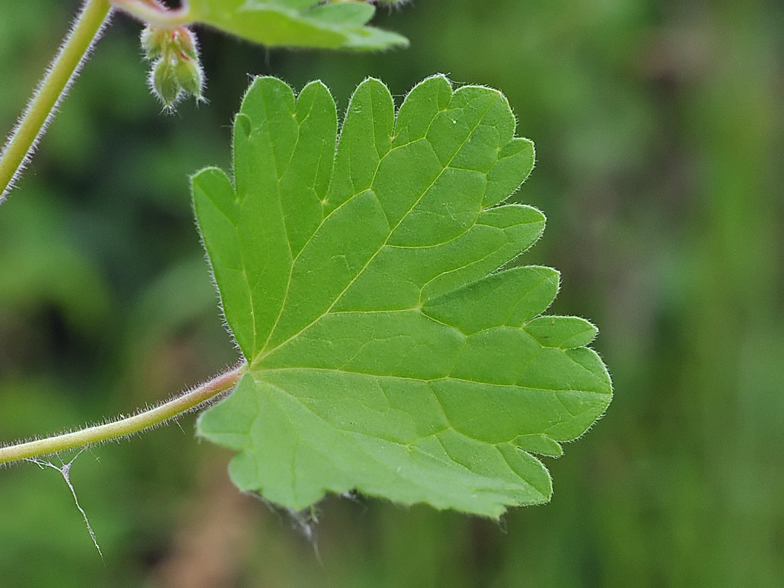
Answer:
[0,364,245,466]
[110,0,192,28]
[0,0,113,201]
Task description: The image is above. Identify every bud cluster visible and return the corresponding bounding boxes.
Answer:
[141,26,205,111]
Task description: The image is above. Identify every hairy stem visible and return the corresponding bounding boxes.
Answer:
[0,364,246,466]
[0,0,113,201]
[111,0,192,27]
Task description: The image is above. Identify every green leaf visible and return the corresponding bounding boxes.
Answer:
[192,76,612,517]
[187,0,409,50]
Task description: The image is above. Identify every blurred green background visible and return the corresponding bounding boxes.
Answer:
[1,1,783,586]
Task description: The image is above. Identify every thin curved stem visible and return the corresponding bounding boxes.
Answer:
[0,364,246,466]
[111,0,192,28]
[0,0,113,201]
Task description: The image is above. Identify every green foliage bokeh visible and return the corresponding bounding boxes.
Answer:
[1,0,783,586]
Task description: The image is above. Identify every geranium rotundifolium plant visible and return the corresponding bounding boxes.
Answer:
[0,0,612,555]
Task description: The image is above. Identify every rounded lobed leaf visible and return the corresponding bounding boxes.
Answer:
[192,76,612,517]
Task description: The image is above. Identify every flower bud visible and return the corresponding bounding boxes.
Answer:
[175,57,204,101]
[141,26,206,111]
[140,26,168,60]
[152,58,182,108]
[171,28,199,60]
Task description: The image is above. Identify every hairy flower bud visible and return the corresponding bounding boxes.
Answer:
[141,26,206,111]
[175,57,204,101]
[140,26,168,60]
[152,57,182,108]
[171,28,199,60]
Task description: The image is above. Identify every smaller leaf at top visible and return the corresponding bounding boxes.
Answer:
[192,76,612,517]
[187,0,408,50]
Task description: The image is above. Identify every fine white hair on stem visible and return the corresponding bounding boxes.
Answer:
[0,1,113,204]
[0,362,245,467]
